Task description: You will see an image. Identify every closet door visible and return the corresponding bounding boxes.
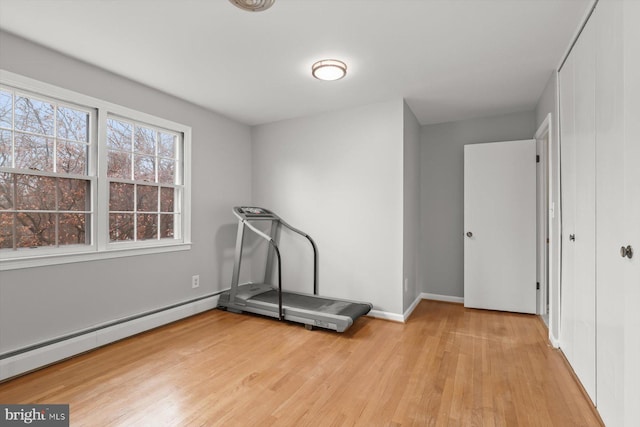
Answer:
[623,1,640,424]
[559,2,639,422]
[594,1,625,424]
[559,12,597,403]
[559,50,577,367]
[573,16,597,403]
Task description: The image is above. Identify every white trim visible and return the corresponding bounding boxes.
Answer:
[552,73,562,348]
[535,113,552,140]
[181,127,192,242]
[535,112,561,348]
[0,295,218,381]
[422,292,464,304]
[0,242,191,271]
[404,293,465,321]
[403,294,423,321]
[367,310,405,323]
[535,120,549,317]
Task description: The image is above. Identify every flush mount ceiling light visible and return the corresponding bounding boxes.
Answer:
[311,59,347,81]
[229,0,275,12]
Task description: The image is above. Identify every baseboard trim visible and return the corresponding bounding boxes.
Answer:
[403,294,423,321]
[368,310,405,323]
[367,293,465,324]
[421,292,464,304]
[0,295,219,382]
[557,347,603,424]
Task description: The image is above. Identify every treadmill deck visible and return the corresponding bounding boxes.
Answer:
[251,289,372,319]
[217,283,372,332]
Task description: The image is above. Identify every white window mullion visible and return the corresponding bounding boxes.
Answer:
[11,89,16,169]
[181,128,191,243]
[130,124,135,181]
[95,109,108,251]
[53,104,58,174]
[154,130,159,184]
[133,183,138,242]
[156,180,161,241]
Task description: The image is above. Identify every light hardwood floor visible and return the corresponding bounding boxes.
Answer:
[0,300,602,426]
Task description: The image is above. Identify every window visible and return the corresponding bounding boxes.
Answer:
[0,89,93,250]
[0,71,191,270]
[106,117,182,243]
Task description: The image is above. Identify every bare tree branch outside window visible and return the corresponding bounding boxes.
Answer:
[0,88,90,250]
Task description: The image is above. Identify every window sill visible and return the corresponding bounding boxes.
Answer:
[0,242,192,271]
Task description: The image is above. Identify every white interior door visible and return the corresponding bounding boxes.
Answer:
[464,140,537,314]
[559,14,597,404]
[571,12,597,404]
[559,50,577,367]
[594,1,625,423]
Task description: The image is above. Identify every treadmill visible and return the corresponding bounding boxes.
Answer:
[217,207,372,332]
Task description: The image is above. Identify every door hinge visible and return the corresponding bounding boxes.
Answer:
[536,155,540,163]
[536,282,540,290]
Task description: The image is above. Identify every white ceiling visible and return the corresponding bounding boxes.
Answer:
[0,0,590,126]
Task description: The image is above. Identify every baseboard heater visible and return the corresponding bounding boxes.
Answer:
[0,293,221,382]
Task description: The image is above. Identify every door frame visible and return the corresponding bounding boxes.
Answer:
[535,120,549,317]
[535,113,559,346]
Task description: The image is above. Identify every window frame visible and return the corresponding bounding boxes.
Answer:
[0,70,192,271]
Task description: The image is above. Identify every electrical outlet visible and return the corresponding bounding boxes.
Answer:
[192,275,200,289]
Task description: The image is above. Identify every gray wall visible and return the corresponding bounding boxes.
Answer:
[251,100,405,315]
[0,31,252,354]
[420,110,537,298]
[402,101,421,312]
[536,71,558,128]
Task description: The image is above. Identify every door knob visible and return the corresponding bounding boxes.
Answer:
[620,245,633,259]
[466,232,473,238]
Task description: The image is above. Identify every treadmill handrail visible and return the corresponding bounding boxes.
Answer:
[241,220,284,320]
[278,219,319,296]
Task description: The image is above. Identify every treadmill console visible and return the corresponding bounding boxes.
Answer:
[234,206,279,220]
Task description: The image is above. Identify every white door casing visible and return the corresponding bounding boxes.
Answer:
[535,113,560,347]
[536,131,549,317]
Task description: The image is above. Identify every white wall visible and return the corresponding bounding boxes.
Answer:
[251,99,405,315]
[0,31,252,355]
[403,101,421,312]
[420,111,536,298]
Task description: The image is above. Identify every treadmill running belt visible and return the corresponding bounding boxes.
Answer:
[252,290,371,320]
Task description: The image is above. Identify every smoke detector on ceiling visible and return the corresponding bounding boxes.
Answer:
[229,0,275,12]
